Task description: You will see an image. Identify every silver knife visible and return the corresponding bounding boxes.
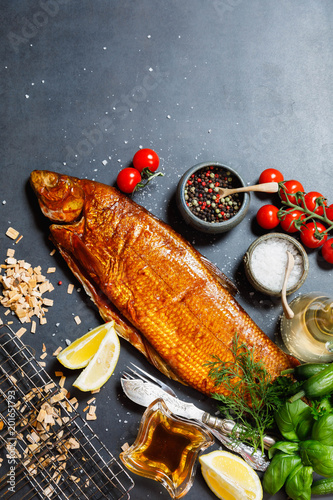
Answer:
[121,377,274,472]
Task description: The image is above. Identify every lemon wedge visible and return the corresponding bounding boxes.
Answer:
[199,450,263,500]
[57,321,115,370]
[72,323,120,392]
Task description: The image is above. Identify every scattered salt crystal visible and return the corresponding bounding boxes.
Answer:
[250,237,304,293]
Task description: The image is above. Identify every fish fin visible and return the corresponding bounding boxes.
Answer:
[199,254,238,296]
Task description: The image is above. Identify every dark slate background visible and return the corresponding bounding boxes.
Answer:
[1,1,332,499]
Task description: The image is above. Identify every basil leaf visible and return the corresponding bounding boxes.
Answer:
[268,441,299,459]
[275,400,312,441]
[262,453,302,495]
[312,414,333,446]
[300,440,333,477]
[285,464,313,500]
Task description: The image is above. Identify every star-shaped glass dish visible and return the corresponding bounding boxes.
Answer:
[120,398,214,498]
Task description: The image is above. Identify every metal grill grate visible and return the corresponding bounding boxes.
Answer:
[0,324,134,500]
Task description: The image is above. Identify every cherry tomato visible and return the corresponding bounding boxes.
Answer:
[301,191,327,215]
[133,148,159,173]
[279,180,304,204]
[256,204,280,229]
[117,168,141,194]
[259,168,284,184]
[322,238,333,264]
[280,209,306,233]
[325,204,333,221]
[300,221,328,248]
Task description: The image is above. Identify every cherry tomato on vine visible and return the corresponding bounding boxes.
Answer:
[259,168,284,184]
[280,209,306,233]
[322,238,333,264]
[133,148,159,173]
[301,191,327,215]
[117,167,141,194]
[326,204,333,221]
[300,221,328,249]
[279,180,304,204]
[256,204,280,229]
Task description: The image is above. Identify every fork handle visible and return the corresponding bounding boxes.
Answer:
[202,413,275,450]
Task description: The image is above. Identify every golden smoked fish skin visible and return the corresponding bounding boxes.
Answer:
[30,170,299,396]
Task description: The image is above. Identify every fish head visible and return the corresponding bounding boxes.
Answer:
[30,170,85,223]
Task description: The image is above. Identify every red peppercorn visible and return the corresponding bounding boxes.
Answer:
[187,180,192,185]
[198,178,202,182]
[215,182,220,187]
[58,281,62,285]
[202,182,206,186]
[208,188,212,193]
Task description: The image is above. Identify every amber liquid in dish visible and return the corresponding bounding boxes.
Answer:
[143,422,192,474]
[133,411,206,487]
[281,293,333,363]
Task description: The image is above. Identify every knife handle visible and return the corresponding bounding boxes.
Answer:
[202,413,276,449]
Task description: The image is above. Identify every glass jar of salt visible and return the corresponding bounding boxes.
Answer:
[244,234,308,296]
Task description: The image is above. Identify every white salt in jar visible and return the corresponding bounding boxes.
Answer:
[244,233,309,296]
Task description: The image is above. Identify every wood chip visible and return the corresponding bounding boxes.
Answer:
[31,320,36,334]
[53,347,62,357]
[43,298,54,307]
[55,371,63,377]
[6,227,19,240]
[59,376,66,388]
[15,235,23,244]
[46,267,56,274]
[67,284,75,294]
[40,352,47,360]
[121,442,130,452]
[6,249,15,257]
[16,327,27,338]
[74,315,81,325]
[88,405,96,416]
[91,389,100,394]
[86,413,97,421]
[50,249,56,256]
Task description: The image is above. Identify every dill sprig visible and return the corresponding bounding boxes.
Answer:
[205,333,297,453]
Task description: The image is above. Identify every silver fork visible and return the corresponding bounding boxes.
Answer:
[122,363,272,471]
[126,363,177,397]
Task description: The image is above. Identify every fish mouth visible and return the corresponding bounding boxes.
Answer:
[30,170,85,223]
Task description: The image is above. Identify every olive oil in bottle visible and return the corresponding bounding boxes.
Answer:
[280,293,333,363]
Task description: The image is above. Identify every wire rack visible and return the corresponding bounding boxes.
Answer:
[0,324,134,500]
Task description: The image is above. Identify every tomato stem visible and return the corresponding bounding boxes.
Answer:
[278,183,333,236]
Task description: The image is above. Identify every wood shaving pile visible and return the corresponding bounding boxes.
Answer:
[0,248,54,328]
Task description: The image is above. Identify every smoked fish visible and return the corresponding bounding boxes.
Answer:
[30,170,299,396]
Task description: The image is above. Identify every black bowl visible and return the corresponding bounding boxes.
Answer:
[176,162,250,234]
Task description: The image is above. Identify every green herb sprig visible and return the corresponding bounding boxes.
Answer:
[205,333,300,453]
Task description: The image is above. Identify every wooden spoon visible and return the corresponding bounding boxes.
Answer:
[281,251,295,319]
[218,181,279,198]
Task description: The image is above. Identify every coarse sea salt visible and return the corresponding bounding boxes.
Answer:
[250,237,304,293]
